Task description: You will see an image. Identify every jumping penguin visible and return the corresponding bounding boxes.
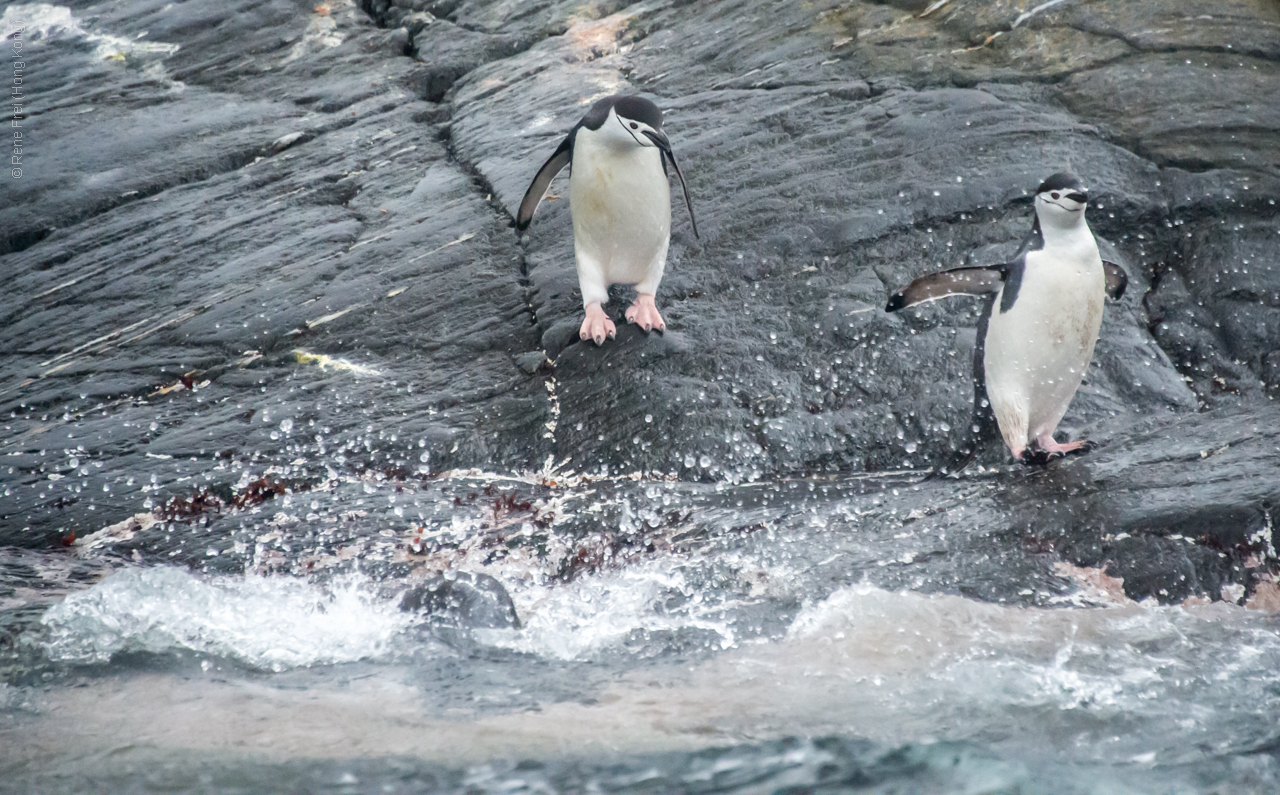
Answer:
[886,173,1129,470]
[516,95,698,345]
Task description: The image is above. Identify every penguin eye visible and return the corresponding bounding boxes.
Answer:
[629,122,639,129]
[1051,192,1060,200]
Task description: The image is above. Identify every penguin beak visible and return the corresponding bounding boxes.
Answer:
[1066,191,1089,205]
[640,128,670,152]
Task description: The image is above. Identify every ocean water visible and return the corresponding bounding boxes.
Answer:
[3,469,1280,795]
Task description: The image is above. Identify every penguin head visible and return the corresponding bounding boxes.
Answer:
[586,95,668,151]
[1033,172,1089,229]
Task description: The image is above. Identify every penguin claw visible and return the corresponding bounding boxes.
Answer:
[1019,448,1049,466]
[580,304,616,346]
[626,294,666,334]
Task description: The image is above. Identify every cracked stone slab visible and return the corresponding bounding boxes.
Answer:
[443,0,1212,477]
[1,0,548,544]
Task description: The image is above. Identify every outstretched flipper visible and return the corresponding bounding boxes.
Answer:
[1102,260,1128,301]
[885,266,1006,312]
[516,134,573,230]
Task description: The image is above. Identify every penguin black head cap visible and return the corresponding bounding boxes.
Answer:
[581,95,663,131]
[613,96,664,130]
[1036,172,1088,202]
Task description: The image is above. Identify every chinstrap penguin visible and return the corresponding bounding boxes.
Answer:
[516,95,699,345]
[886,172,1129,471]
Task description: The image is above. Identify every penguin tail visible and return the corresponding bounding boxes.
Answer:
[924,377,1001,482]
[922,443,981,482]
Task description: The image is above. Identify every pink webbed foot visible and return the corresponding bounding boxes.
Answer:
[1037,437,1092,456]
[579,303,616,346]
[1020,434,1095,465]
[625,293,666,333]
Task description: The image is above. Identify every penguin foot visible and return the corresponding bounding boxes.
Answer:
[579,303,616,346]
[625,294,666,333]
[1019,448,1055,466]
[1035,436,1094,457]
[1020,438,1095,466]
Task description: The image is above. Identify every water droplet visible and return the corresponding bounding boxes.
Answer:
[68,457,79,469]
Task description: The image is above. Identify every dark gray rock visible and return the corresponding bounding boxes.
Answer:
[402,19,526,102]
[436,0,1276,481]
[2,0,1279,610]
[399,570,520,628]
[1,0,550,547]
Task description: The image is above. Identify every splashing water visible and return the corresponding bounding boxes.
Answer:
[476,562,737,660]
[40,567,413,671]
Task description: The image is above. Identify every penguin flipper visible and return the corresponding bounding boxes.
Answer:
[885,266,1005,313]
[1102,261,1128,301]
[516,134,573,230]
[666,152,699,240]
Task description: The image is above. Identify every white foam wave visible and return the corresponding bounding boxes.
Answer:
[2,4,179,60]
[476,562,736,660]
[41,567,412,671]
[781,582,1280,719]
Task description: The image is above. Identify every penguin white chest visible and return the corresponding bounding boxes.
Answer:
[984,241,1106,446]
[569,132,671,288]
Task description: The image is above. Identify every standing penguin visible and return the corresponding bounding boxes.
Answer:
[886,173,1129,468]
[516,95,698,345]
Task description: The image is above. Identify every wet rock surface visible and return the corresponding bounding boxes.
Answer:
[2,0,1280,789]
[4,0,1278,597]
[398,570,521,628]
